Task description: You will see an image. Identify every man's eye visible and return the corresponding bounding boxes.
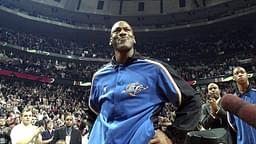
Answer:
[114,28,121,32]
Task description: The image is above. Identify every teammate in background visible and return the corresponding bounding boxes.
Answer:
[227,66,256,144]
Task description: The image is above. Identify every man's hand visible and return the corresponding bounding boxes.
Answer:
[159,116,172,127]
[35,126,44,135]
[209,98,218,115]
[149,129,172,144]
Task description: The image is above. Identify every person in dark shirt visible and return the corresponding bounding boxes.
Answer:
[0,115,11,144]
[200,83,227,130]
[41,119,54,144]
[51,113,82,144]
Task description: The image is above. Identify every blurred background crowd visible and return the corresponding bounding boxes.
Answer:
[0,0,255,143]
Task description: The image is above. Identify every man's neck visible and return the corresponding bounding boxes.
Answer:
[22,122,32,127]
[115,48,134,64]
[237,82,249,94]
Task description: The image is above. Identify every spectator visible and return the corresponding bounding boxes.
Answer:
[200,83,228,130]
[41,119,54,144]
[10,106,43,144]
[52,113,82,144]
[0,114,11,144]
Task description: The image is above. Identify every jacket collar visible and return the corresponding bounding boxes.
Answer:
[236,84,252,97]
[111,50,142,68]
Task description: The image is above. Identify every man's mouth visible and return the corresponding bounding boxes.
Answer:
[119,37,128,41]
[238,77,243,80]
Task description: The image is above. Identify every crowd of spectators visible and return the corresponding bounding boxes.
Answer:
[0,1,256,143]
[0,48,103,81]
[0,27,112,59]
[0,77,90,118]
[0,78,91,121]
[1,27,255,81]
[0,18,255,143]
[0,77,94,143]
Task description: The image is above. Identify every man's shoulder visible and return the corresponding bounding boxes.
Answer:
[251,87,256,92]
[12,123,23,129]
[72,127,82,134]
[141,57,173,70]
[94,62,112,75]
[11,123,34,132]
[247,87,256,97]
[55,126,65,131]
[142,57,165,64]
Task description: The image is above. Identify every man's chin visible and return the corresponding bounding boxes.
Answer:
[238,79,248,85]
[116,45,132,52]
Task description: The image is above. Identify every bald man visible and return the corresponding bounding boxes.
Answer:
[88,21,200,144]
[200,83,228,130]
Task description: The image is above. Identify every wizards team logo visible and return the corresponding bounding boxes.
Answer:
[125,82,148,96]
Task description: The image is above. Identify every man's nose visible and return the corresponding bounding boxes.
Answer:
[119,29,127,36]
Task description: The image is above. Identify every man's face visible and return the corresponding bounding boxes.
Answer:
[21,111,33,126]
[46,121,54,130]
[6,103,12,111]
[110,21,135,52]
[65,115,73,127]
[0,118,6,127]
[207,83,220,99]
[233,67,248,85]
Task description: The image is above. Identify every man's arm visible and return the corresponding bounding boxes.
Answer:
[159,63,201,143]
[78,130,82,144]
[51,128,60,144]
[88,74,100,115]
[200,103,215,129]
[35,133,43,144]
[149,129,172,144]
[11,126,43,144]
[42,137,53,144]
[216,107,227,121]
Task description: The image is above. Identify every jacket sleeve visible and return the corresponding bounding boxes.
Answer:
[88,74,100,115]
[216,107,227,121]
[76,129,82,144]
[201,103,215,129]
[161,64,201,143]
[51,129,60,144]
[200,101,228,130]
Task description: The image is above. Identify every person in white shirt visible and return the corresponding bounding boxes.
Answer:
[10,106,43,144]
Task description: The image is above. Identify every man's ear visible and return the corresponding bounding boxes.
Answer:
[133,37,136,44]
[109,38,112,46]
